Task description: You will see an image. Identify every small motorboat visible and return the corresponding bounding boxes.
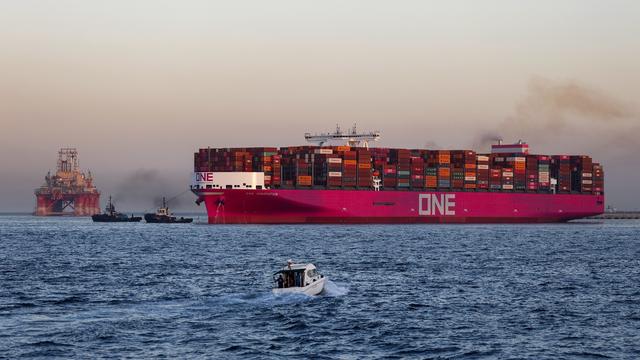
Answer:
[144,197,193,223]
[272,260,326,296]
[92,196,142,223]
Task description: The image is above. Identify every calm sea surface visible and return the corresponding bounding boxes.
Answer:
[1,215,639,359]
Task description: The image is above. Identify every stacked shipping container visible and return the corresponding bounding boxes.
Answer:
[194,146,602,194]
[476,155,489,190]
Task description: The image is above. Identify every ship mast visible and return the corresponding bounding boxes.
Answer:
[304,124,380,148]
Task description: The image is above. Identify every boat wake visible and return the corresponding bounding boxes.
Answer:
[321,280,349,297]
[203,292,313,309]
[199,280,348,310]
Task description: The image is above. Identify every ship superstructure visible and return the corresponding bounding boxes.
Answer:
[34,148,100,216]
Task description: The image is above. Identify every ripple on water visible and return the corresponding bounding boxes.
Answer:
[1,217,639,358]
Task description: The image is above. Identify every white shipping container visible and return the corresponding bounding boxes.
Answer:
[582,180,593,185]
[477,164,489,170]
[502,184,514,190]
[502,171,514,177]
[465,176,477,181]
[264,175,271,181]
[327,158,342,164]
[477,155,490,162]
[315,149,333,154]
[494,157,504,162]
[329,172,342,177]
[582,173,592,178]
[506,157,526,162]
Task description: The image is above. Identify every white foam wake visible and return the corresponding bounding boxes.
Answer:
[322,280,349,297]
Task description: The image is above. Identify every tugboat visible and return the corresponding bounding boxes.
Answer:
[144,197,193,223]
[91,196,142,222]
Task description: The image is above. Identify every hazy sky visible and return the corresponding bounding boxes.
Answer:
[1,0,639,211]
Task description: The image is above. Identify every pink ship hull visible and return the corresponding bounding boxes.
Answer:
[193,189,605,224]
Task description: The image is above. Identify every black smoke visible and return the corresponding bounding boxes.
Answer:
[475,77,639,154]
[113,169,190,211]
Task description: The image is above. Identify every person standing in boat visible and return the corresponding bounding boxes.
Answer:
[286,260,294,288]
[295,272,301,287]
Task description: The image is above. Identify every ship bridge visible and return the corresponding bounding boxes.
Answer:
[305,124,380,148]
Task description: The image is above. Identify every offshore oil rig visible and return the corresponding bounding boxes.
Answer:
[34,148,101,216]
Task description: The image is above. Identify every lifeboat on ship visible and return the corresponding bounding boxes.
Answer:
[272,260,326,296]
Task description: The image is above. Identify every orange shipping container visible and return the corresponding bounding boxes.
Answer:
[344,160,357,165]
[298,176,312,182]
[464,163,476,169]
[438,168,450,176]
[358,163,371,169]
[336,146,351,152]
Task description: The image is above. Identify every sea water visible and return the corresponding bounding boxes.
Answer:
[1,215,639,358]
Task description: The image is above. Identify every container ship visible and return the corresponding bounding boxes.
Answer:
[191,127,604,224]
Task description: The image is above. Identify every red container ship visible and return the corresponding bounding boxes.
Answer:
[191,127,604,224]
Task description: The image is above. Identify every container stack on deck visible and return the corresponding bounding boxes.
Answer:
[451,151,464,190]
[410,154,424,189]
[526,155,538,192]
[538,156,551,191]
[555,155,572,193]
[194,145,603,195]
[476,155,490,190]
[396,149,410,189]
[593,164,604,193]
[437,151,451,190]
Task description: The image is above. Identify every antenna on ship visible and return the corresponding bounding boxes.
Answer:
[304,124,380,148]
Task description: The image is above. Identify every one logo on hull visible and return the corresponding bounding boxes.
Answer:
[193,172,216,188]
[195,172,214,182]
[418,194,455,216]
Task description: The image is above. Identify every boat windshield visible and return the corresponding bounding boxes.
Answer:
[274,270,305,288]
